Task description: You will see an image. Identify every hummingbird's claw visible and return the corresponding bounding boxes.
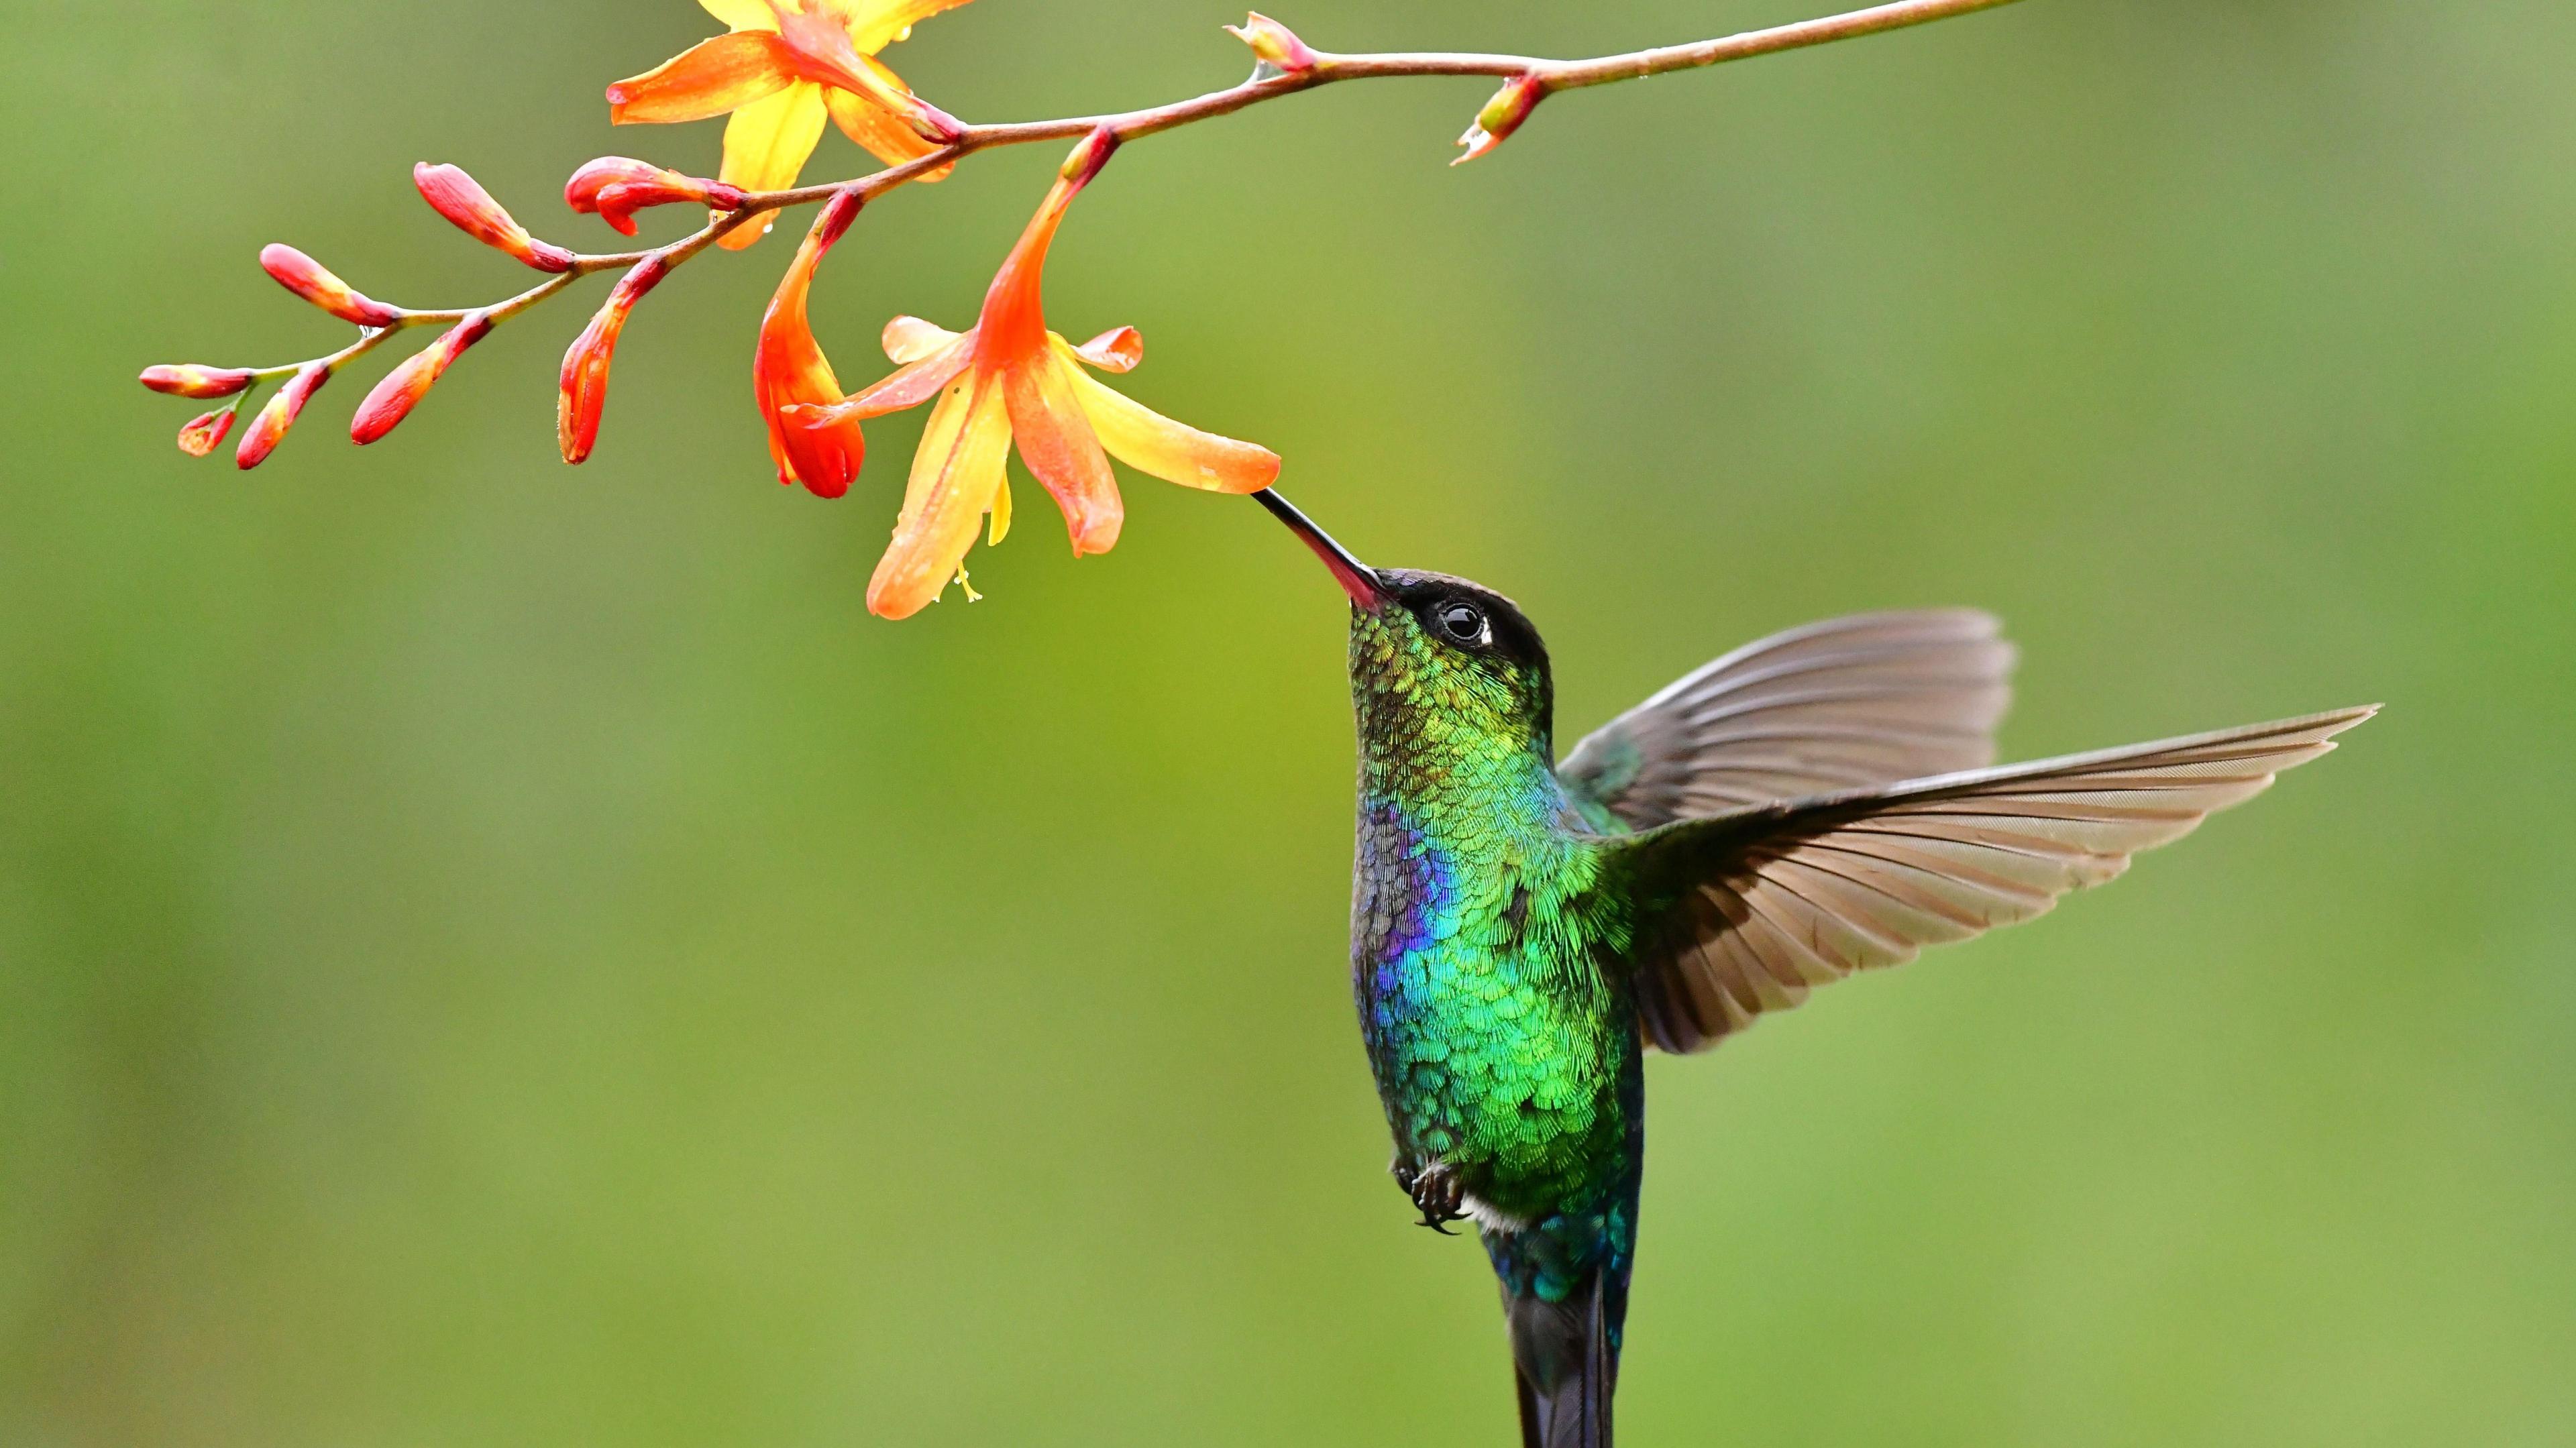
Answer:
[1400,1158,1468,1233]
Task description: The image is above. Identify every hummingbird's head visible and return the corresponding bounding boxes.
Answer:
[1352,568,1555,758]
[1256,490,1555,759]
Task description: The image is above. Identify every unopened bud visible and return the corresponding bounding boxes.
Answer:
[235,362,331,470]
[261,245,405,327]
[352,314,494,445]
[814,188,865,249]
[907,98,969,146]
[599,178,752,235]
[1060,125,1122,185]
[565,157,746,237]
[1224,13,1319,74]
[565,157,663,212]
[177,406,240,458]
[415,163,577,272]
[558,257,669,464]
[141,364,256,398]
[1454,74,1546,166]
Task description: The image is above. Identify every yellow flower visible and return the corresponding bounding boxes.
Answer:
[607,0,970,249]
[792,132,1283,619]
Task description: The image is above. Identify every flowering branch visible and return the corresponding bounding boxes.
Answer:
[143,0,2026,610]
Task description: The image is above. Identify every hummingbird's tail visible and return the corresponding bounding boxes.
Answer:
[1505,1265,1616,1448]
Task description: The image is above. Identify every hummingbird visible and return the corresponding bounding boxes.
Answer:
[1252,490,2375,1448]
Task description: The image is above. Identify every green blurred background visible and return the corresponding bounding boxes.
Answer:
[6,1,2572,1443]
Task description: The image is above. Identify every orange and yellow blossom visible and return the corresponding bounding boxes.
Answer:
[792,129,1283,620]
[606,0,968,250]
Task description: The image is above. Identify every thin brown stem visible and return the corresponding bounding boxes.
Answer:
[225,0,2026,392]
[1539,0,2022,89]
[684,0,2028,266]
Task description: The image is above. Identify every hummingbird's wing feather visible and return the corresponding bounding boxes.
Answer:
[1555,610,2015,830]
[1605,706,2377,1054]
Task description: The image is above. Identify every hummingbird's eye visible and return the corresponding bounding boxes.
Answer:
[1436,601,1489,646]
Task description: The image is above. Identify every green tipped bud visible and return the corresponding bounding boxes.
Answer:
[1454,74,1546,166]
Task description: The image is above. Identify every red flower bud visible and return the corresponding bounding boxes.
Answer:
[261,245,405,327]
[907,99,969,146]
[140,364,256,398]
[564,156,745,237]
[235,363,331,470]
[1224,13,1320,74]
[177,406,239,458]
[1059,126,1122,186]
[755,189,868,499]
[352,314,494,445]
[415,163,577,272]
[566,156,663,213]
[558,257,669,464]
[1454,74,1547,165]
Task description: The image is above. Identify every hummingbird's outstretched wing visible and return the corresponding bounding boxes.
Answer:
[1555,610,2015,832]
[1601,706,2377,1054]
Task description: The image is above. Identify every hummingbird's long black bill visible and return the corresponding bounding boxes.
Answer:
[1254,488,1387,610]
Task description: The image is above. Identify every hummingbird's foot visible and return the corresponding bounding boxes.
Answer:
[1400,1159,1468,1235]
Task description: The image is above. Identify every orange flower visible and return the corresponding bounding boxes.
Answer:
[754,189,868,498]
[606,0,969,251]
[794,129,1283,619]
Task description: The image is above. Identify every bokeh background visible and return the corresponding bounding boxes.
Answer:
[7,1,2573,1443]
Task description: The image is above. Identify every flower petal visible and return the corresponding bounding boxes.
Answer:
[973,174,1079,370]
[1055,341,1281,493]
[608,32,797,125]
[771,8,959,142]
[821,85,953,179]
[833,0,974,54]
[700,0,782,31]
[837,329,975,418]
[883,315,962,364]
[1068,325,1142,374]
[1005,353,1122,557]
[716,82,830,249]
[869,372,1012,619]
[987,471,1012,544]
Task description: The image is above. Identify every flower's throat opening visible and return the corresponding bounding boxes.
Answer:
[1255,488,1387,610]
